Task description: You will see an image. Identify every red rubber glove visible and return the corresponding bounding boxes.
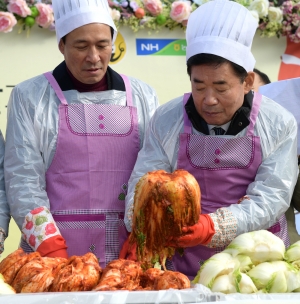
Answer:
[119,234,137,261]
[46,248,68,259]
[37,235,68,258]
[168,214,215,248]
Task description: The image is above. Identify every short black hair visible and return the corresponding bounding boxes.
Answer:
[253,68,271,85]
[187,53,248,84]
[61,26,115,44]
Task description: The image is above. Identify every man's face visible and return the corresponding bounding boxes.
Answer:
[191,63,254,126]
[59,23,112,84]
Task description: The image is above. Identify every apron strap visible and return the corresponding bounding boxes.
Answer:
[44,72,68,105]
[44,72,133,107]
[182,93,192,134]
[247,92,262,136]
[120,74,133,107]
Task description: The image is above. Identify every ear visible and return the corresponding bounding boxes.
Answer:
[243,71,255,94]
[58,39,65,55]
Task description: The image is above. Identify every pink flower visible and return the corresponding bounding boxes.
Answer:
[45,223,57,235]
[170,1,191,23]
[29,234,36,247]
[0,12,17,33]
[7,0,31,18]
[35,3,54,28]
[143,0,163,16]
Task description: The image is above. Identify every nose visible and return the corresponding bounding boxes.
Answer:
[203,89,218,105]
[86,46,100,63]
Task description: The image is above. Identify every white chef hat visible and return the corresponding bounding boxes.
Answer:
[52,0,117,44]
[186,0,258,72]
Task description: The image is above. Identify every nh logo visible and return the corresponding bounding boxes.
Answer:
[136,39,184,55]
[141,43,159,51]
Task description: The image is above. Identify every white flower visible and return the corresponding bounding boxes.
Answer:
[249,10,260,27]
[109,8,121,21]
[268,7,283,23]
[248,0,269,18]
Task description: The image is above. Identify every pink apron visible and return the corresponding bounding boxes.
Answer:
[168,92,289,279]
[41,72,139,268]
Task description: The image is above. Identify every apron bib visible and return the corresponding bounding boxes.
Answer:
[23,72,139,268]
[168,92,289,279]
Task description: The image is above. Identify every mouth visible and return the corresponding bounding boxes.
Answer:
[204,111,221,116]
[84,68,102,76]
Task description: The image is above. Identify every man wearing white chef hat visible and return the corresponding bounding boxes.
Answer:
[4,0,159,266]
[123,0,298,278]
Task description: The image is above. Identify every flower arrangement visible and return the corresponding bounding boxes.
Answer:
[281,0,300,42]
[1,0,300,43]
[108,0,194,31]
[0,0,54,33]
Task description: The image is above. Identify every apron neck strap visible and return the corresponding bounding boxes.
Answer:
[44,72,68,105]
[247,92,262,136]
[44,72,133,107]
[120,74,133,107]
[183,93,192,134]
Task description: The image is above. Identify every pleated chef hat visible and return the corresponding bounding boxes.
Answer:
[52,0,117,44]
[186,0,258,72]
